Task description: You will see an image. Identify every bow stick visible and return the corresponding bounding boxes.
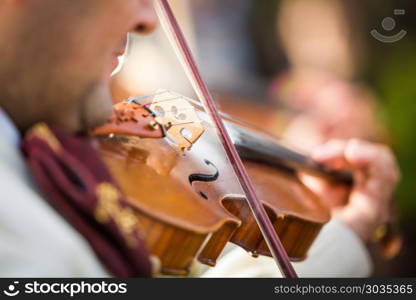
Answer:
[153,0,297,278]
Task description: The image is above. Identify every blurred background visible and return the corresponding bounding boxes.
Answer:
[112,0,416,277]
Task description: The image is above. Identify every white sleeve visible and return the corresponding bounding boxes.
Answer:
[0,166,109,277]
[201,218,373,278]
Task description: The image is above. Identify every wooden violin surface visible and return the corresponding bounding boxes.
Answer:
[96,135,240,275]
[92,97,331,275]
[229,161,329,261]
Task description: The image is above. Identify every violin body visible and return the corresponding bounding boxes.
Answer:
[91,95,330,275]
[96,135,238,275]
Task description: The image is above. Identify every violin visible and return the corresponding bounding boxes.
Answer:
[90,90,351,276]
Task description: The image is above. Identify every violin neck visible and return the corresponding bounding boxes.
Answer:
[225,120,353,186]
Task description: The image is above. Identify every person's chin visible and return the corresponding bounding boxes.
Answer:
[81,83,113,132]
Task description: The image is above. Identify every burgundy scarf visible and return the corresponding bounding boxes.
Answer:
[22,123,152,277]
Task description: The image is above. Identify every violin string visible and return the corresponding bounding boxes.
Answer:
[123,92,352,184]
[126,93,202,120]
[129,91,276,140]
[126,91,256,129]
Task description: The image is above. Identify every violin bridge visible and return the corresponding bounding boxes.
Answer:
[149,90,205,151]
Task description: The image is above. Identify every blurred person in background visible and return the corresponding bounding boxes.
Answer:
[267,0,416,277]
[272,0,386,152]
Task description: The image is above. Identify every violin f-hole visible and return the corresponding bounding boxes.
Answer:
[188,159,219,199]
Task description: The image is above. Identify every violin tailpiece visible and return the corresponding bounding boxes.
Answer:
[91,101,165,139]
[91,90,205,152]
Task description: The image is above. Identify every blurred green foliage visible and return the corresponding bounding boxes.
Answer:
[373,41,416,221]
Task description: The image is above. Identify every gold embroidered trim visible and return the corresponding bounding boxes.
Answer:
[27,123,61,152]
[95,182,140,248]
